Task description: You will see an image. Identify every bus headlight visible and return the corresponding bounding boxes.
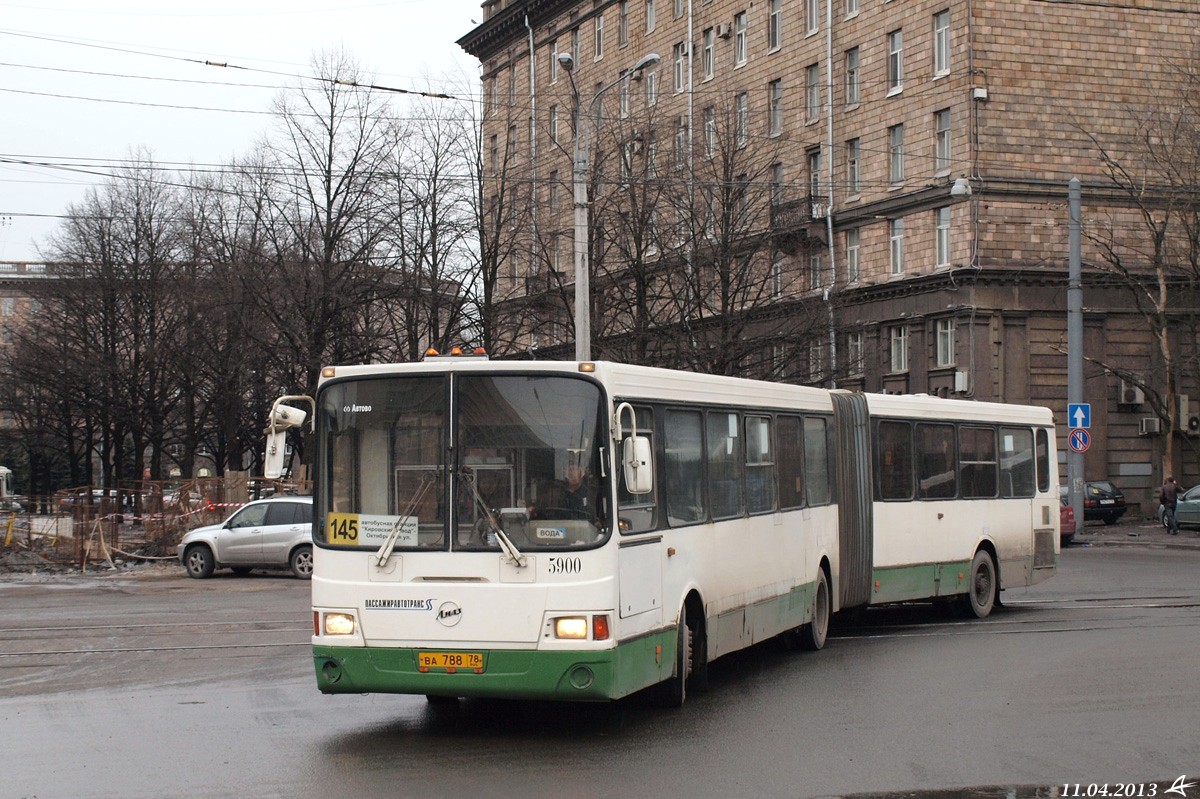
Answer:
[323,612,357,636]
[554,617,588,639]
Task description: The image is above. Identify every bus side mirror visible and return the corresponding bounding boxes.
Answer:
[264,430,288,479]
[622,436,653,494]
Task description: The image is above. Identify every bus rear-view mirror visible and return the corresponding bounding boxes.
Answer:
[623,436,653,494]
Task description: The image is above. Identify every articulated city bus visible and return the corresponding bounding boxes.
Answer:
[271,356,1058,705]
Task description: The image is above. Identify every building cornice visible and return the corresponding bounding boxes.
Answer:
[458,0,580,61]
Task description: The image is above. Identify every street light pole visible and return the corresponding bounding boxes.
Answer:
[562,52,660,362]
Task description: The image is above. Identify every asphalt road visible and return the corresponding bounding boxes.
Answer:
[1,545,1197,799]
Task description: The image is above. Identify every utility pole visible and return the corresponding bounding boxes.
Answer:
[1067,177,1084,529]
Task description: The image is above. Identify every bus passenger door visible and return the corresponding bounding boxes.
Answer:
[616,405,663,632]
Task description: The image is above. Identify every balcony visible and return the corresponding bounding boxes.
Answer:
[770,194,829,252]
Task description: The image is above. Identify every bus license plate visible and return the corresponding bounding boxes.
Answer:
[418,651,484,672]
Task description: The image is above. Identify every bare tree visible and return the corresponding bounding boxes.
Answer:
[1082,46,1200,476]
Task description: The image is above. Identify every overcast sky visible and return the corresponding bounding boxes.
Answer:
[0,0,483,262]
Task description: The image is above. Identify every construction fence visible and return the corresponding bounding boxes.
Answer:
[1,472,312,571]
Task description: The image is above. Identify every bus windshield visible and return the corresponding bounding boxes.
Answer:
[317,373,608,552]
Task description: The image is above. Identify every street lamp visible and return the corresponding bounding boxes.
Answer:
[561,51,660,362]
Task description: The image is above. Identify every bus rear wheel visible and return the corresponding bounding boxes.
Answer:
[800,568,831,650]
[961,549,997,619]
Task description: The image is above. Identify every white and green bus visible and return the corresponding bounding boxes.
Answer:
[276,356,1058,705]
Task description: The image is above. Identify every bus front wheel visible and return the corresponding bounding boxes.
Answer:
[962,549,997,619]
[656,606,704,707]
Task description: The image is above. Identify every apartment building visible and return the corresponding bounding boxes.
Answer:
[461,0,1199,503]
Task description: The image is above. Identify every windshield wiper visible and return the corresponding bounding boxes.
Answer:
[460,470,527,568]
[375,471,438,567]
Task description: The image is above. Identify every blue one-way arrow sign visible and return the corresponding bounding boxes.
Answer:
[1068,402,1091,429]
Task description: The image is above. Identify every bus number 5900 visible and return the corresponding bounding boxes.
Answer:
[548,557,581,575]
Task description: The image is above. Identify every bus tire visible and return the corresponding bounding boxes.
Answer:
[800,568,831,651]
[962,549,997,619]
[183,545,214,579]
[655,607,692,708]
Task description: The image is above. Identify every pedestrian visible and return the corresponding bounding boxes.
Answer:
[1159,476,1181,535]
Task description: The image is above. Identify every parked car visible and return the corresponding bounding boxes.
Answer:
[1158,483,1200,530]
[1059,494,1077,545]
[1060,481,1127,525]
[178,496,314,579]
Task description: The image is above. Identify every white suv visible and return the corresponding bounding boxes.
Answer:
[178,496,314,579]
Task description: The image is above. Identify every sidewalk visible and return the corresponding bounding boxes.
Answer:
[1070,516,1200,550]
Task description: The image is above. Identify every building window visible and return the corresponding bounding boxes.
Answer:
[807,147,821,197]
[734,12,748,66]
[934,108,951,174]
[771,161,784,204]
[809,340,823,382]
[768,79,783,137]
[847,331,863,375]
[736,91,749,148]
[936,318,956,367]
[846,137,860,194]
[935,206,951,267]
[768,0,782,51]
[887,29,904,94]
[674,0,684,19]
[594,14,605,60]
[674,42,687,92]
[646,135,659,177]
[806,0,819,34]
[809,250,823,289]
[646,66,658,106]
[489,134,499,174]
[845,0,858,16]
[890,326,909,372]
[619,1,629,46]
[572,28,580,65]
[1,298,13,317]
[675,116,689,169]
[549,104,559,144]
[889,123,905,183]
[704,106,717,159]
[620,73,631,117]
[844,47,860,106]
[549,170,559,212]
[889,218,905,275]
[805,63,820,122]
[646,0,656,32]
[771,250,784,297]
[550,39,560,83]
[703,28,715,80]
[845,227,860,282]
[933,10,950,77]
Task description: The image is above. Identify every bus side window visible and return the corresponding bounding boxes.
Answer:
[745,415,776,514]
[777,416,805,509]
[618,406,657,533]
[877,420,914,501]
[804,416,832,506]
[916,423,957,499]
[707,411,744,520]
[664,410,705,526]
[1035,428,1051,493]
[960,426,999,498]
[999,427,1035,498]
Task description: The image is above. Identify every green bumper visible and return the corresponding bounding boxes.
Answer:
[314,629,676,701]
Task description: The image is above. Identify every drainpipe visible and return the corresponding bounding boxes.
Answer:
[526,15,538,255]
[824,0,837,387]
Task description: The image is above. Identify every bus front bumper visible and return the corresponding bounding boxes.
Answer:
[313,632,673,701]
